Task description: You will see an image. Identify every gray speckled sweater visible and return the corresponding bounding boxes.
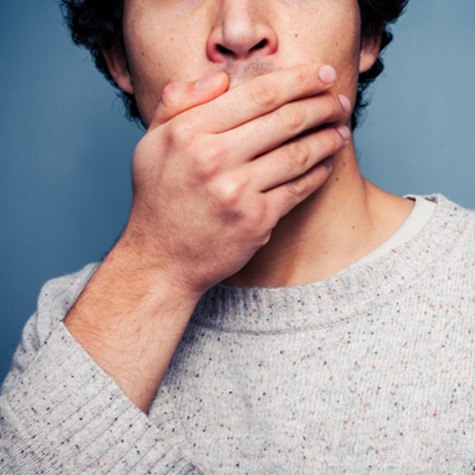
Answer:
[1,194,474,474]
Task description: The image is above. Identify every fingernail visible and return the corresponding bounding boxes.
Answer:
[338,94,352,114]
[195,73,222,90]
[336,124,351,142]
[319,65,336,85]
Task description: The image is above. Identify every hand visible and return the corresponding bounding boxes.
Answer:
[122,63,352,296]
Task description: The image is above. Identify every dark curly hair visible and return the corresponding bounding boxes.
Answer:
[59,0,408,129]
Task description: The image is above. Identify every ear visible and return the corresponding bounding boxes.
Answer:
[101,44,135,95]
[359,33,382,74]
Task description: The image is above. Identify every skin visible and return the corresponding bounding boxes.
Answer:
[64,0,414,412]
[118,0,362,122]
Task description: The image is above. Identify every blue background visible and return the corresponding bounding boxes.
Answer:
[1,0,474,384]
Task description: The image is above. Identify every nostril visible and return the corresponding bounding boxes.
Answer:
[216,44,235,58]
[208,31,277,63]
[251,39,268,52]
[215,39,269,58]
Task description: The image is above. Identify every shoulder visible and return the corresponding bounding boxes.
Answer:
[415,193,475,241]
[401,193,475,280]
[416,194,475,278]
[415,193,475,217]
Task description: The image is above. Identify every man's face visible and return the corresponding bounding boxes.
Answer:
[113,0,377,126]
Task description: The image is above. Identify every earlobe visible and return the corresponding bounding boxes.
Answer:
[101,44,135,95]
[359,34,382,74]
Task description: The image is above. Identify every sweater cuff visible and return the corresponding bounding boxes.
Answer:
[2,322,201,474]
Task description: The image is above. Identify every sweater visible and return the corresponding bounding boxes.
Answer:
[0,194,474,474]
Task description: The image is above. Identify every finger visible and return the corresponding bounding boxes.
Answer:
[221,92,351,162]
[186,63,340,133]
[264,155,335,221]
[249,125,350,192]
[149,72,229,130]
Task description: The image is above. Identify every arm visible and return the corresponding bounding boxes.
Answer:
[1,63,350,473]
[65,63,350,414]
[0,267,202,474]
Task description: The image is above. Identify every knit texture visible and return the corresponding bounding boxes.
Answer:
[1,194,474,474]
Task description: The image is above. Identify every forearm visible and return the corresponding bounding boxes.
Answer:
[64,237,202,413]
[0,321,202,474]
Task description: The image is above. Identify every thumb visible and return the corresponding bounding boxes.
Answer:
[149,72,229,130]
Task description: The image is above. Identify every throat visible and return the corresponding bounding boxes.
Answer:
[222,150,415,288]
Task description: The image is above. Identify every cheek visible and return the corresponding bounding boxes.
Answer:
[124,0,202,124]
[279,1,361,61]
[125,45,168,124]
[281,21,361,96]
[124,18,208,123]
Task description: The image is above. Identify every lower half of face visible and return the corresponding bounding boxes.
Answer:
[121,0,364,125]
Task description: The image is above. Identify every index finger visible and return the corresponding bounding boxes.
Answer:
[187,63,337,133]
[148,72,230,130]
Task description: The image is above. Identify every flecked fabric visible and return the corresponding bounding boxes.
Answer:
[1,194,474,474]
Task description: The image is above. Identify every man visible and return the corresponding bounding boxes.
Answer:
[1,0,473,473]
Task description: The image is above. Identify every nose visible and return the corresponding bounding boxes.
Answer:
[206,1,278,62]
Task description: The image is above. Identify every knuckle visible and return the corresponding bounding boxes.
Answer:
[258,232,273,247]
[195,145,225,178]
[282,107,306,132]
[286,177,310,197]
[296,68,314,89]
[212,175,247,207]
[287,141,311,168]
[167,120,196,146]
[160,82,179,109]
[250,227,272,248]
[250,80,278,109]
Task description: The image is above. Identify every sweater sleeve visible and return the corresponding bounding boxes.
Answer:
[0,265,202,474]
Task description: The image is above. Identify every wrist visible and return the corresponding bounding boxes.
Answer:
[65,235,203,335]
[63,234,203,412]
[110,231,205,308]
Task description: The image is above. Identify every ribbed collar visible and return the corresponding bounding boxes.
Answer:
[190,194,471,334]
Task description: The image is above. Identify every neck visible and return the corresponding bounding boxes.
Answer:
[223,142,414,287]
